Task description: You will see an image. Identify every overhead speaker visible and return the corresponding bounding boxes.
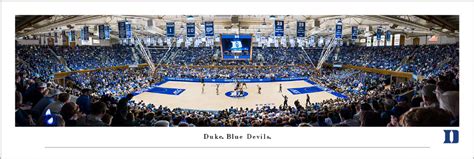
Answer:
[390,24,398,29]
[231,16,239,23]
[314,19,320,28]
[147,19,154,27]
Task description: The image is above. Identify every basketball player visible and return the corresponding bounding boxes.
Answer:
[216,84,220,95]
[306,94,311,107]
[201,83,205,94]
[242,82,247,89]
[282,95,288,107]
[257,85,261,94]
[235,80,240,91]
[239,87,244,97]
[279,84,283,93]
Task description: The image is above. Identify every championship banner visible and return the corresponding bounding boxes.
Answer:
[118,21,126,38]
[98,25,105,39]
[376,26,382,41]
[105,25,110,39]
[187,22,195,37]
[205,21,214,36]
[80,28,84,41]
[83,26,89,40]
[274,20,284,36]
[166,22,175,37]
[125,22,132,39]
[69,30,76,42]
[335,20,343,39]
[296,22,305,37]
[351,26,358,40]
[54,32,58,43]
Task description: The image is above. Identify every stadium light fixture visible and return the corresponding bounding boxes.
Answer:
[187,15,194,21]
[270,15,276,20]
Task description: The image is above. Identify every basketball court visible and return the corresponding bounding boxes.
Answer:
[132,78,346,110]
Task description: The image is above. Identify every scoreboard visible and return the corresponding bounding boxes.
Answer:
[221,34,253,60]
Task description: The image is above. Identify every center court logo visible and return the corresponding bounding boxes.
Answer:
[225,91,249,98]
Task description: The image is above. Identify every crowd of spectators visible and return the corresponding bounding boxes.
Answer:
[15,44,459,127]
[39,44,459,79]
[324,44,459,77]
[16,45,67,81]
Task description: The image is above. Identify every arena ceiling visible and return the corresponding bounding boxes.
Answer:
[15,15,459,39]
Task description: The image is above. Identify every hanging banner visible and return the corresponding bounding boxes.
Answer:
[335,20,343,39]
[82,26,89,41]
[297,38,304,47]
[158,37,163,46]
[69,31,76,42]
[394,34,401,46]
[187,22,195,37]
[380,35,386,46]
[205,21,214,36]
[376,26,382,41]
[99,25,105,40]
[296,22,305,37]
[98,25,110,40]
[373,36,378,46]
[317,37,323,47]
[281,37,287,47]
[325,37,331,46]
[80,28,84,41]
[62,30,67,43]
[151,37,156,46]
[125,22,132,39]
[366,36,372,47]
[386,31,392,42]
[54,32,58,43]
[105,25,110,40]
[166,38,171,46]
[166,22,175,37]
[351,26,358,40]
[118,21,126,38]
[274,20,284,37]
[289,38,295,47]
